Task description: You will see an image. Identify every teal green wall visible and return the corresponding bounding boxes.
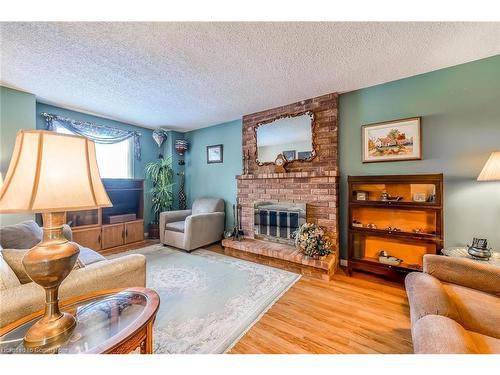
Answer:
[185,119,242,230]
[339,55,500,259]
[0,86,37,225]
[35,103,160,231]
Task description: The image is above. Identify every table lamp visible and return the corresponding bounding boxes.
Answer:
[0,130,111,349]
[477,151,500,181]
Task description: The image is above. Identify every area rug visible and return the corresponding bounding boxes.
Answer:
[108,244,300,353]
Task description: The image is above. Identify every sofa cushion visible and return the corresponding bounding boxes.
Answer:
[192,198,224,214]
[1,248,85,285]
[0,253,21,290]
[443,282,500,339]
[412,315,500,354]
[405,272,460,326]
[0,220,42,249]
[165,221,185,233]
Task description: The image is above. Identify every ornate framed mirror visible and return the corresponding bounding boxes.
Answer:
[255,111,316,167]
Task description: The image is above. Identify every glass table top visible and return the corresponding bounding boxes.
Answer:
[0,290,148,354]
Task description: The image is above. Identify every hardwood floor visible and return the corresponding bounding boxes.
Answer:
[229,270,413,354]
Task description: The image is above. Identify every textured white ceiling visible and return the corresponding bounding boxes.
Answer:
[1,22,499,131]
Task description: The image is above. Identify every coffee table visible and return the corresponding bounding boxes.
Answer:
[0,287,159,354]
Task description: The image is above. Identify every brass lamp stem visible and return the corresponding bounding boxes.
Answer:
[22,212,80,350]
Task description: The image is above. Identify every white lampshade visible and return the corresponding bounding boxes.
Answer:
[0,130,112,213]
[477,151,500,181]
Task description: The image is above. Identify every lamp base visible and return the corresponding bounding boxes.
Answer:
[24,311,76,349]
[22,212,80,351]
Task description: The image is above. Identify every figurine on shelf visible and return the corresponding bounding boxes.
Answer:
[380,191,403,202]
[366,223,377,229]
[378,250,403,266]
[386,226,401,232]
[352,220,363,228]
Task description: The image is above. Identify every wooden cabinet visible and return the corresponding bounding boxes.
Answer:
[72,227,102,251]
[125,220,144,244]
[102,223,125,249]
[348,174,444,280]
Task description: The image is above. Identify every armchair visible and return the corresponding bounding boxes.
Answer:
[159,197,225,251]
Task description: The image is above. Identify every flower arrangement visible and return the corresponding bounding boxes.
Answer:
[293,222,333,259]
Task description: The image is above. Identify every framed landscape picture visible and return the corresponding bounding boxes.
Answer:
[362,117,422,163]
[207,144,223,164]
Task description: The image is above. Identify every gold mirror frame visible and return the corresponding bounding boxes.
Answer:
[254,110,317,167]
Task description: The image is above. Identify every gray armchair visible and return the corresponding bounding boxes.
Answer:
[159,198,225,251]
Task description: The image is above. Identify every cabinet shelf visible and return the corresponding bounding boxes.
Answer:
[349,200,440,210]
[356,256,422,272]
[350,227,442,244]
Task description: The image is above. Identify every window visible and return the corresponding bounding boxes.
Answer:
[53,123,133,178]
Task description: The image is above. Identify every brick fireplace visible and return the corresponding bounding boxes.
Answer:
[222,92,339,279]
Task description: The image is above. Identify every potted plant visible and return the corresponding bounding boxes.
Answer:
[293,223,333,259]
[145,157,175,239]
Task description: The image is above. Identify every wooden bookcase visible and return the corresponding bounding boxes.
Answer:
[67,179,145,255]
[347,174,444,280]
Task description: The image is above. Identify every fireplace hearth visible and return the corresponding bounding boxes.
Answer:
[254,202,306,245]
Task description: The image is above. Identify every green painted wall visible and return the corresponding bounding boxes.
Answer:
[185,119,242,230]
[35,103,160,231]
[339,55,500,259]
[0,86,37,225]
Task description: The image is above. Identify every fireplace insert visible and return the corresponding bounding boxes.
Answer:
[254,202,306,245]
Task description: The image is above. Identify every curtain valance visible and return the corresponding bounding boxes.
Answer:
[41,112,141,160]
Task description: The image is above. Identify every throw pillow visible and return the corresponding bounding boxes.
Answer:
[0,253,21,290]
[0,220,43,249]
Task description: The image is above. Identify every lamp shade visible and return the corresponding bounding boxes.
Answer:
[0,130,112,213]
[477,151,500,181]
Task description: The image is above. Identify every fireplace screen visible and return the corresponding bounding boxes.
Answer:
[254,202,306,245]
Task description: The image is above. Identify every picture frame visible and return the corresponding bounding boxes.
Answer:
[207,144,223,164]
[412,192,427,202]
[297,151,312,160]
[362,117,422,163]
[355,191,368,201]
[282,150,296,162]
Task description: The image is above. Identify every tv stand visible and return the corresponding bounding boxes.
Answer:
[66,179,145,255]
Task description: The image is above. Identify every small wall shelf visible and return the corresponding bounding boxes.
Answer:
[348,174,444,280]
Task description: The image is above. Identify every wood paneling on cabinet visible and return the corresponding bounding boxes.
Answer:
[72,227,102,251]
[125,220,145,244]
[102,223,125,249]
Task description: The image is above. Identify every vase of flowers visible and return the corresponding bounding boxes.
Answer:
[293,223,333,259]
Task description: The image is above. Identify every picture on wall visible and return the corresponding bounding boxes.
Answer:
[362,117,422,163]
[282,150,296,161]
[207,144,223,164]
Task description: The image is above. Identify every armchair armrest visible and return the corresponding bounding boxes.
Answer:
[159,210,192,243]
[184,212,225,250]
[160,210,192,225]
[423,254,500,295]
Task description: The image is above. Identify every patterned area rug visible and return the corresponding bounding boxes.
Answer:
[109,244,300,354]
